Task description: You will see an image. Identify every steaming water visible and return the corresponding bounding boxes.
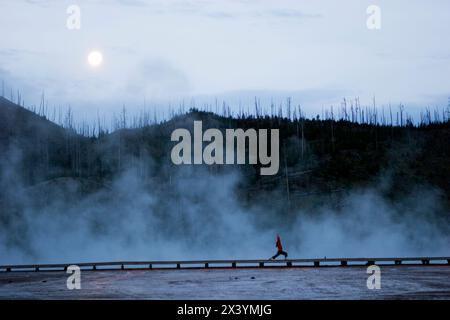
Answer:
[1,266,450,299]
[1,134,449,265]
[1,169,450,265]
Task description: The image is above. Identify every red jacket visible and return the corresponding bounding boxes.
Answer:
[276,235,283,251]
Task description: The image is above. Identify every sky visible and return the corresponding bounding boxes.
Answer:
[1,0,450,121]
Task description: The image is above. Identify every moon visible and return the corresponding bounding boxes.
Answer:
[88,51,103,67]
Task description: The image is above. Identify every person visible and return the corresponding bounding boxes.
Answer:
[271,234,288,260]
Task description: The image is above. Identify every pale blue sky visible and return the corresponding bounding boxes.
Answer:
[1,0,449,120]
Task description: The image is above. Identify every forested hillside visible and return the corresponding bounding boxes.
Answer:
[1,96,449,213]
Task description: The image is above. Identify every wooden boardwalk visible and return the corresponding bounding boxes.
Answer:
[1,257,449,272]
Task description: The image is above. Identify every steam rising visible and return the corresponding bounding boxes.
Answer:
[1,145,449,265]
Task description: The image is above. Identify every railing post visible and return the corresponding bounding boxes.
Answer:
[205,263,209,268]
[232,262,236,268]
[93,265,97,270]
[6,267,11,272]
[149,264,152,269]
[177,263,181,269]
[395,260,402,265]
[286,262,292,267]
[259,262,264,268]
[421,259,430,265]
[314,261,320,267]
[340,261,347,266]
[35,267,39,271]
[367,260,375,266]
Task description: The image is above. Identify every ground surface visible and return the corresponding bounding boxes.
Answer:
[0,266,449,299]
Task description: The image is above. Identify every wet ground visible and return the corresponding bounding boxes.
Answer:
[0,265,449,299]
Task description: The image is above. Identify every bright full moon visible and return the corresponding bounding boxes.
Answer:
[88,51,103,67]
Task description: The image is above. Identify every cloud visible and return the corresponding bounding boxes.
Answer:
[113,0,148,7]
[22,0,55,7]
[263,8,322,19]
[0,66,38,102]
[126,59,191,99]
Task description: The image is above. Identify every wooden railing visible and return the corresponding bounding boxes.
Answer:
[1,257,449,272]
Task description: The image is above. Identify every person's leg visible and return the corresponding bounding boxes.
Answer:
[281,251,288,259]
[272,251,281,259]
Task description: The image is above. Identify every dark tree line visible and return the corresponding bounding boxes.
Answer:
[1,95,449,214]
